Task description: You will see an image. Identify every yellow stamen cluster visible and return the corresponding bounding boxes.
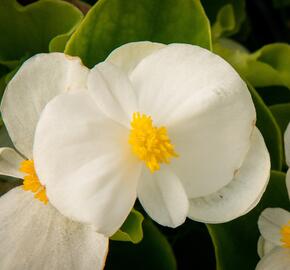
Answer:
[20,160,48,204]
[281,221,290,248]
[129,112,178,172]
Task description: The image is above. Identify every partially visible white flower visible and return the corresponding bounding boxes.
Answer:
[284,123,290,194]
[33,41,270,236]
[256,123,290,269]
[0,53,108,270]
[257,208,290,269]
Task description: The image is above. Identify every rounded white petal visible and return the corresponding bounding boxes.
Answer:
[258,208,290,246]
[137,167,189,228]
[1,53,88,158]
[0,187,108,270]
[258,236,265,258]
[106,41,165,74]
[87,62,138,128]
[284,123,290,167]
[34,92,141,236]
[130,43,256,197]
[0,147,24,178]
[258,236,277,258]
[286,169,290,200]
[188,127,270,223]
[256,247,290,270]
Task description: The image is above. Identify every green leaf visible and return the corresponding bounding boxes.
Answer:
[202,0,246,38]
[269,103,290,169]
[0,75,7,98]
[0,122,13,149]
[65,0,212,68]
[214,42,290,89]
[106,219,177,270]
[270,103,290,135]
[0,177,21,197]
[248,83,283,170]
[110,209,144,244]
[0,0,83,64]
[49,32,75,53]
[207,170,290,270]
[211,4,235,39]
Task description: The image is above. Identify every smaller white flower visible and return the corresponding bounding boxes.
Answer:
[257,208,290,269]
[0,53,108,270]
[256,123,290,269]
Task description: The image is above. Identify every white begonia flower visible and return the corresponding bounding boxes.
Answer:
[255,124,290,269]
[257,208,290,269]
[0,53,108,270]
[33,41,270,236]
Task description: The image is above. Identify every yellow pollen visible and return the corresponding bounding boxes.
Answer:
[129,112,178,172]
[281,221,290,248]
[19,160,48,204]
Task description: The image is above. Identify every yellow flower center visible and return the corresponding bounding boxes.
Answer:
[281,221,290,248]
[19,160,48,204]
[129,112,178,172]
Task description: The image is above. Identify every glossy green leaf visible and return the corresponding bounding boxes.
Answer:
[207,171,290,270]
[211,4,235,39]
[106,219,177,270]
[0,76,6,98]
[0,0,83,64]
[0,177,21,197]
[0,123,13,149]
[248,83,283,170]
[269,103,290,169]
[202,0,245,38]
[110,209,144,244]
[270,103,290,135]
[49,32,75,53]
[65,0,211,68]
[214,42,290,89]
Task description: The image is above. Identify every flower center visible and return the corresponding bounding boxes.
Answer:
[129,112,178,172]
[281,221,290,248]
[19,160,48,204]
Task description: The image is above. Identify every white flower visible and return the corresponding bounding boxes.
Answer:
[0,53,108,270]
[256,123,290,269]
[33,42,271,236]
[257,208,290,269]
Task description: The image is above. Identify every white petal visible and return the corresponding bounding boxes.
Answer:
[284,122,290,167]
[1,53,88,158]
[258,237,265,258]
[87,62,137,128]
[286,169,290,200]
[34,92,141,236]
[188,127,270,223]
[0,147,24,178]
[0,187,108,270]
[137,167,189,228]
[258,236,277,258]
[256,247,290,270]
[130,43,256,197]
[258,208,290,246]
[106,41,165,74]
